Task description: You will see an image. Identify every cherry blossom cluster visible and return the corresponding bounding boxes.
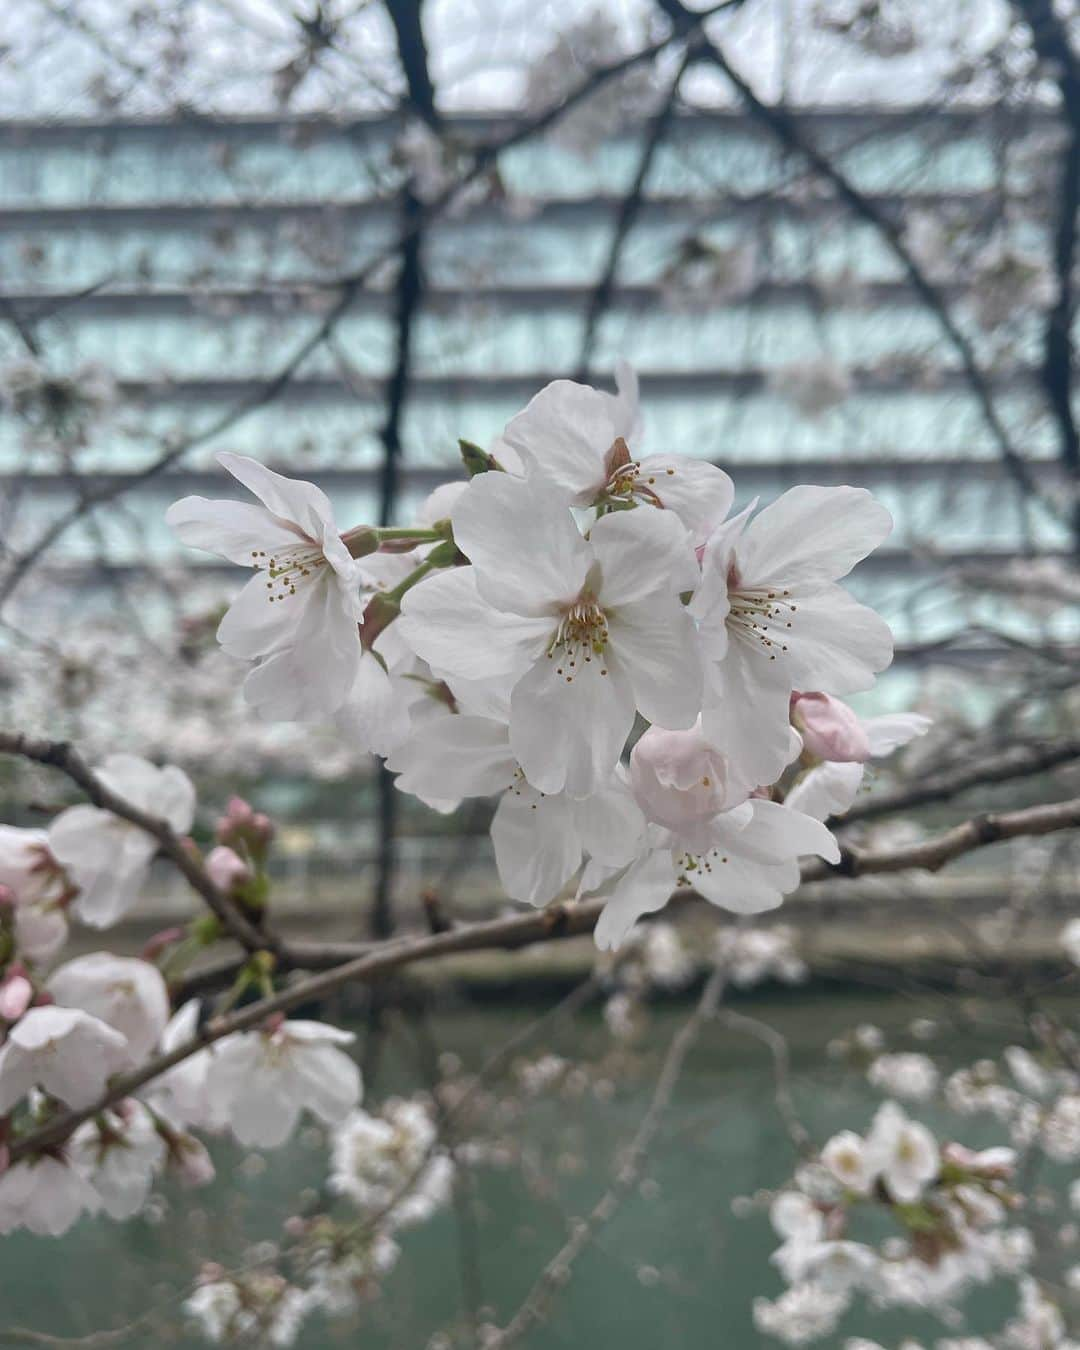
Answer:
[755,1101,1028,1345]
[165,363,929,948]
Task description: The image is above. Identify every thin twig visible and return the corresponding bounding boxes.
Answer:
[484,969,725,1349]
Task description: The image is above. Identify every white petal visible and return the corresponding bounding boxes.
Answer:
[863,713,932,757]
[575,780,646,866]
[492,790,581,906]
[389,715,516,801]
[499,379,616,503]
[607,596,702,729]
[242,570,361,721]
[634,456,735,545]
[784,762,865,821]
[217,452,338,541]
[590,507,699,607]
[295,1045,362,1124]
[701,638,794,792]
[593,850,675,950]
[398,567,549,683]
[737,486,893,586]
[783,584,894,694]
[336,651,411,758]
[165,495,303,565]
[217,569,314,660]
[509,650,635,798]
[451,473,591,615]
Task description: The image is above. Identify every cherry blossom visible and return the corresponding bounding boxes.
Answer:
[0,1005,131,1111]
[0,1154,102,1237]
[0,825,69,961]
[497,363,735,543]
[399,473,702,797]
[166,452,373,721]
[47,952,169,1062]
[48,753,195,929]
[387,711,645,904]
[205,1018,361,1148]
[591,723,839,949]
[691,486,894,789]
[821,1130,875,1196]
[864,1100,940,1203]
[68,1099,166,1220]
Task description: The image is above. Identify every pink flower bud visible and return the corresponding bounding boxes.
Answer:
[251,813,275,846]
[629,722,741,847]
[791,692,871,764]
[141,926,185,963]
[0,974,32,1021]
[205,845,252,893]
[0,885,14,911]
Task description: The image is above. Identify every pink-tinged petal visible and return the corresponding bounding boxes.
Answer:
[217,452,338,541]
[782,583,894,694]
[509,649,635,798]
[451,473,591,615]
[607,595,702,730]
[701,637,794,792]
[389,716,516,802]
[165,495,303,565]
[499,379,617,503]
[593,850,675,950]
[863,713,932,757]
[492,790,581,906]
[398,567,549,683]
[784,762,866,821]
[590,507,699,607]
[634,456,735,546]
[737,486,893,586]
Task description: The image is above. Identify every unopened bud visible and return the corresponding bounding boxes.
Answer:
[205,845,253,894]
[0,974,33,1021]
[459,438,502,476]
[0,885,15,912]
[791,691,871,764]
[141,926,185,963]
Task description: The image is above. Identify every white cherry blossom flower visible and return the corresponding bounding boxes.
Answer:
[48,753,195,929]
[498,363,735,543]
[0,1154,102,1236]
[0,1005,131,1111]
[0,825,69,961]
[867,1052,939,1102]
[47,952,169,1062]
[167,452,371,721]
[691,486,894,789]
[399,473,702,797]
[69,1099,166,1220]
[329,1098,453,1229]
[865,1101,940,1203]
[821,1130,875,1196]
[206,1018,360,1148]
[144,999,225,1131]
[387,710,645,905]
[592,723,839,948]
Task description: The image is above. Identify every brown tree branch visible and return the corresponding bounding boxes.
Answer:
[840,735,1080,824]
[5,787,1078,1164]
